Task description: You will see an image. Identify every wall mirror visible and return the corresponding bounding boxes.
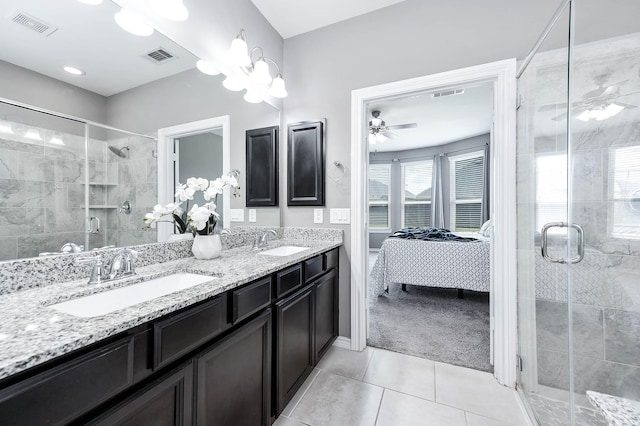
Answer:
[0,0,281,261]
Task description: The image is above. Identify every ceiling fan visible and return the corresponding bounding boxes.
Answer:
[538,74,639,122]
[368,110,417,144]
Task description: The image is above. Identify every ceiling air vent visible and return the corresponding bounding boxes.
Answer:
[432,89,465,99]
[144,48,176,64]
[9,11,58,37]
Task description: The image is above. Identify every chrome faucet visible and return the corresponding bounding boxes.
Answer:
[107,248,138,280]
[253,229,278,250]
[61,242,84,253]
[77,248,138,284]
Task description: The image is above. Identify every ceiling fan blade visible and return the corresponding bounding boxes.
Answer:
[538,103,568,112]
[616,102,637,109]
[387,123,417,130]
[618,90,640,98]
[383,132,399,139]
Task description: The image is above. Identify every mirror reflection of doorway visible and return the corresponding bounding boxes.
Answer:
[175,128,224,225]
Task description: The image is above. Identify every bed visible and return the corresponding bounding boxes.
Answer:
[370,231,490,296]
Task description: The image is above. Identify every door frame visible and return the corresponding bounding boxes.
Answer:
[157,115,231,241]
[350,59,517,386]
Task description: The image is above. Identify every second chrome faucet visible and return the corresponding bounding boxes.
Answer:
[253,229,278,250]
[78,248,138,284]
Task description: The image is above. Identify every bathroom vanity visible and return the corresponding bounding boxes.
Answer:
[0,229,341,425]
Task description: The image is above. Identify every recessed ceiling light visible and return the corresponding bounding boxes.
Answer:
[114,8,154,37]
[64,66,85,75]
[76,0,103,5]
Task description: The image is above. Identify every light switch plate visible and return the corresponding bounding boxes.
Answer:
[314,209,323,224]
[248,209,256,223]
[329,208,350,224]
[229,209,245,222]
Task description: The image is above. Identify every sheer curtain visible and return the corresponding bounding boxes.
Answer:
[431,154,445,228]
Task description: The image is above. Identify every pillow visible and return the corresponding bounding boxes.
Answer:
[479,220,492,237]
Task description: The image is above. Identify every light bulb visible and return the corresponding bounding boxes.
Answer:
[64,66,85,75]
[24,129,42,141]
[228,37,250,67]
[243,90,263,104]
[114,8,154,37]
[153,0,189,22]
[49,135,65,146]
[251,59,272,85]
[268,75,288,98]
[222,76,245,91]
[0,120,14,134]
[196,60,221,75]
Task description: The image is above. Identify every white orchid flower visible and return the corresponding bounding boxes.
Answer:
[175,185,195,202]
[203,186,222,201]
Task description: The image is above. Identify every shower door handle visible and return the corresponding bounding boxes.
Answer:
[540,222,584,264]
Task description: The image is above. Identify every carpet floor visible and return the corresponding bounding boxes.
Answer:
[367,283,493,373]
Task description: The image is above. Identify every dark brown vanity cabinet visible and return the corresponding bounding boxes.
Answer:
[194,309,272,426]
[274,284,315,414]
[314,268,338,361]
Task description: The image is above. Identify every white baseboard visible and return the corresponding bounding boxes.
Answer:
[332,336,351,350]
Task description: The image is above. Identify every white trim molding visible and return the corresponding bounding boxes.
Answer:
[332,336,352,350]
[157,116,231,241]
[350,59,517,387]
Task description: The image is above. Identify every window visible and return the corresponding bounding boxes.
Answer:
[402,161,433,228]
[535,154,567,233]
[368,164,391,230]
[450,151,484,231]
[611,146,640,239]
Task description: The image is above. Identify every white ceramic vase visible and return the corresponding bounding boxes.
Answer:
[191,234,222,260]
[167,233,194,242]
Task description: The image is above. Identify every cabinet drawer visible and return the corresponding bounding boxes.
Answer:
[324,248,339,271]
[276,264,302,299]
[0,336,134,426]
[304,255,324,282]
[154,295,226,370]
[231,277,272,324]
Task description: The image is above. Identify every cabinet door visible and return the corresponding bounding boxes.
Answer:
[275,284,314,415]
[88,362,193,426]
[314,269,338,362]
[195,309,271,426]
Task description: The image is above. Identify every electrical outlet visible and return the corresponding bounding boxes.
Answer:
[329,208,350,224]
[248,209,256,223]
[229,209,244,222]
[314,209,323,224]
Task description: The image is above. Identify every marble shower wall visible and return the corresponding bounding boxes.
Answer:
[101,134,157,249]
[0,121,107,260]
[517,32,640,400]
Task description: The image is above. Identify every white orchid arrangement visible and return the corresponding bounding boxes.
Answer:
[144,170,240,235]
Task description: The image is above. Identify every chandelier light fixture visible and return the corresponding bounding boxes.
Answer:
[196,29,288,103]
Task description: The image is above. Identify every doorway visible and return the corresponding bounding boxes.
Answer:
[350,59,517,386]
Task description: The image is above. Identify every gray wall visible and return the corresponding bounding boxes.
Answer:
[106,68,281,226]
[178,132,224,209]
[281,0,640,338]
[369,134,489,249]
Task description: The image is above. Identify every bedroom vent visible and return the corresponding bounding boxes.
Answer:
[9,11,58,37]
[432,89,465,98]
[144,48,176,64]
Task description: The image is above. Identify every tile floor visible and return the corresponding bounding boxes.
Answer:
[275,346,532,426]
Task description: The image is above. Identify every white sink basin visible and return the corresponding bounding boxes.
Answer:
[50,273,215,318]
[257,246,309,257]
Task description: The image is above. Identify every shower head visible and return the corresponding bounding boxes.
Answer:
[108,145,129,158]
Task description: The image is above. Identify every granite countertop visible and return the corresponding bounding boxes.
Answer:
[0,237,341,381]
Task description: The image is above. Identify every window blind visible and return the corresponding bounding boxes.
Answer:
[455,157,483,200]
[402,161,433,228]
[369,165,390,229]
[451,152,484,231]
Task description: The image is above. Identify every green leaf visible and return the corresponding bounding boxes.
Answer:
[172,214,188,234]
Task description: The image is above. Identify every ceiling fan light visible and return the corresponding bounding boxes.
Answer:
[196,60,220,75]
[114,8,154,37]
[222,75,245,91]
[243,89,263,104]
[153,0,189,21]
[229,37,251,67]
[268,75,287,98]
[376,133,388,143]
[251,59,272,85]
[371,118,382,127]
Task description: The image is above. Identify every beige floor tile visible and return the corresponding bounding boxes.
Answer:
[273,415,310,426]
[363,349,435,401]
[316,345,375,380]
[435,362,528,423]
[376,389,466,426]
[466,412,517,425]
[281,368,321,417]
[290,370,383,426]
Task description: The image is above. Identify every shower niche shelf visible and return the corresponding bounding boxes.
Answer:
[88,205,119,209]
